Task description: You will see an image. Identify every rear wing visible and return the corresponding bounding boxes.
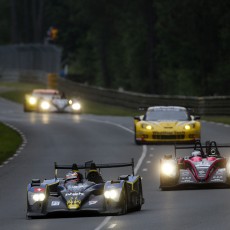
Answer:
[174,140,230,157]
[54,158,135,179]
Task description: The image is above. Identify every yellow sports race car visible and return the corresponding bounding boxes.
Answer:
[24,89,82,113]
[134,106,201,144]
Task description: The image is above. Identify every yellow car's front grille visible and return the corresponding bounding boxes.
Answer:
[152,132,185,139]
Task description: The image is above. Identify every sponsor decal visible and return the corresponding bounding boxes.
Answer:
[89,201,98,205]
[181,171,190,176]
[67,197,81,209]
[181,176,193,183]
[51,201,60,206]
[65,192,84,196]
[211,175,224,182]
[216,169,225,174]
[34,188,45,192]
[198,170,206,175]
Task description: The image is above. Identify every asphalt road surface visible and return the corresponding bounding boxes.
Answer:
[1,97,230,230]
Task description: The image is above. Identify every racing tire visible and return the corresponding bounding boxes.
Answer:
[134,129,142,145]
[119,190,128,215]
[26,214,32,220]
[136,180,143,211]
[135,139,142,145]
[23,106,31,112]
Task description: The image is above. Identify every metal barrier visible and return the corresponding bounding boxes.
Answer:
[0,44,61,82]
[57,78,230,116]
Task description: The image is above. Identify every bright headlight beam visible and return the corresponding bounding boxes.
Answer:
[40,101,50,110]
[104,190,118,200]
[32,193,45,201]
[185,125,191,130]
[72,103,81,111]
[29,97,37,105]
[161,162,177,177]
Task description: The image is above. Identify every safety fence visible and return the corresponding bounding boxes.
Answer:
[57,78,230,116]
[0,44,61,82]
[0,62,229,116]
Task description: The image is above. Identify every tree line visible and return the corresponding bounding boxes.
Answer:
[1,0,229,96]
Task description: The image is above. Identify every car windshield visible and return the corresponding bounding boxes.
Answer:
[145,110,190,121]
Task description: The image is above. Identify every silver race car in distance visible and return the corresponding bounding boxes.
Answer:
[24,89,82,113]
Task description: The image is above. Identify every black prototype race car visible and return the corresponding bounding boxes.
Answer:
[160,140,230,190]
[27,159,144,218]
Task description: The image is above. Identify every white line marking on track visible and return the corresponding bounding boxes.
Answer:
[94,217,112,230]
[134,145,147,175]
[86,117,147,230]
[0,122,27,168]
[146,160,151,164]
[82,117,134,134]
[108,224,117,228]
[143,168,148,172]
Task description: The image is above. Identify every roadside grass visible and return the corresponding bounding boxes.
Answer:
[202,116,230,125]
[0,122,22,165]
[0,82,45,104]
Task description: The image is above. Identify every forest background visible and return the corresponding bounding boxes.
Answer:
[0,0,229,96]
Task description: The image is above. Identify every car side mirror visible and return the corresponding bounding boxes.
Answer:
[134,115,141,121]
[193,115,200,120]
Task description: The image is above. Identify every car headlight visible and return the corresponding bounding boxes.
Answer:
[141,124,153,130]
[40,101,50,110]
[161,161,177,177]
[32,193,46,202]
[184,125,191,130]
[226,160,230,176]
[28,97,37,105]
[104,189,119,200]
[72,102,81,111]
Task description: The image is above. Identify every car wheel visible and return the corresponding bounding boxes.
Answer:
[134,179,143,211]
[134,129,142,145]
[119,191,128,215]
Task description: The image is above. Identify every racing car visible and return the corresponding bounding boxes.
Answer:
[160,140,230,190]
[24,89,82,113]
[134,106,201,144]
[26,159,144,218]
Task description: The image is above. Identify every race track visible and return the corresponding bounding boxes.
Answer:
[1,97,230,230]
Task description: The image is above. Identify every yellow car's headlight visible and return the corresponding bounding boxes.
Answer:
[142,124,153,130]
[161,162,177,177]
[40,101,50,110]
[226,160,230,177]
[185,124,196,130]
[184,124,191,130]
[28,97,37,105]
[32,193,45,202]
[72,102,81,111]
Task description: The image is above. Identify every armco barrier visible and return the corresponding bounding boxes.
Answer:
[1,73,229,116]
[57,78,230,116]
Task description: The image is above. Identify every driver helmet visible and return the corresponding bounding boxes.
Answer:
[65,171,81,182]
[191,150,202,157]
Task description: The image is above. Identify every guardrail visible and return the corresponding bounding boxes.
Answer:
[1,72,229,116]
[57,78,230,116]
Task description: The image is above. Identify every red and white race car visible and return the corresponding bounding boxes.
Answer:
[160,140,230,190]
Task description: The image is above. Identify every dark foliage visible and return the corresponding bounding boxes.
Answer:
[1,0,229,96]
